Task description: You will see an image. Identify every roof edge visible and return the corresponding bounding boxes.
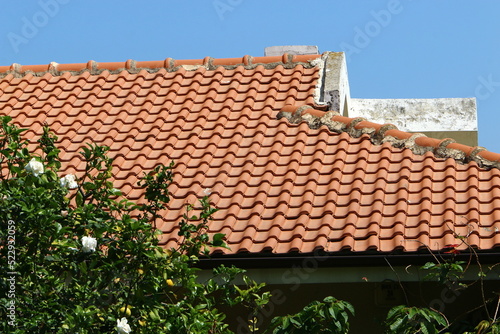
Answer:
[0,54,322,78]
[197,250,500,269]
[278,105,500,169]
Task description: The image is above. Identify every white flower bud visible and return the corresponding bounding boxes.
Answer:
[81,236,97,253]
[25,158,44,176]
[116,317,132,333]
[60,174,78,189]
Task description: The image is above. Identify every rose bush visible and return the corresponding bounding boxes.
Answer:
[0,117,270,333]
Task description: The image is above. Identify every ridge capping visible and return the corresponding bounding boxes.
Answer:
[278,105,500,170]
[0,54,322,78]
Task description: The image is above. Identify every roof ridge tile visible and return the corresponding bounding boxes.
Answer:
[278,104,500,170]
[0,54,322,79]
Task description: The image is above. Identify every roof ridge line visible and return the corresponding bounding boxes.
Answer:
[277,105,500,170]
[0,54,322,78]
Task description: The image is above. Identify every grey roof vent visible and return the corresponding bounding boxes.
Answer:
[264,45,319,56]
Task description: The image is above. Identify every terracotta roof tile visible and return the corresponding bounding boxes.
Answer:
[2,54,500,255]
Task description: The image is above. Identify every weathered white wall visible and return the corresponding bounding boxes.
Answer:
[264,45,319,56]
[349,98,477,132]
[318,52,351,114]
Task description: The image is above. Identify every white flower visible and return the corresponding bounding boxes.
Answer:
[25,158,44,176]
[203,188,212,196]
[81,236,97,253]
[60,174,78,189]
[116,317,132,334]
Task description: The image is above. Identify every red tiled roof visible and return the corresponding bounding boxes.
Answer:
[2,53,500,255]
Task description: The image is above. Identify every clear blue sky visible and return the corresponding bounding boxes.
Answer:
[1,1,499,152]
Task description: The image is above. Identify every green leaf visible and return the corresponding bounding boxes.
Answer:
[212,233,226,247]
[390,317,404,331]
[76,191,83,207]
[289,317,301,327]
[421,262,436,270]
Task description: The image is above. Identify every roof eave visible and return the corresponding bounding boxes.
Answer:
[197,250,500,269]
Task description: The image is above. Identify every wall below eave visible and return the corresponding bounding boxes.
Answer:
[199,264,498,285]
[210,260,498,332]
[349,98,478,146]
[222,280,498,334]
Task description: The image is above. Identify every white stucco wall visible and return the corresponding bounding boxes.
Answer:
[349,98,477,132]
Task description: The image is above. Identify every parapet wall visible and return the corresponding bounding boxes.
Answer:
[349,98,477,132]
[348,97,478,147]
